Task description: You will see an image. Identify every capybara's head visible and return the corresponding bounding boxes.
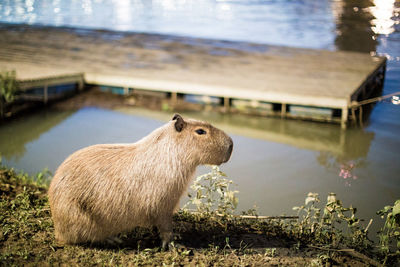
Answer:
[170,114,233,165]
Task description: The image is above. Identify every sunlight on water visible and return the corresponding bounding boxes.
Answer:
[0,0,336,49]
[369,0,396,35]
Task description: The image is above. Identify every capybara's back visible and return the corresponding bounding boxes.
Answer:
[48,114,233,248]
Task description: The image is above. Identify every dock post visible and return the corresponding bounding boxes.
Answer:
[124,87,129,95]
[281,103,286,118]
[43,84,48,104]
[351,107,356,125]
[78,79,84,91]
[171,91,178,109]
[223,97,230,113]
[350,101,357,125]
[0,90,3,119]
[339,127,346,150]
[341,107,348,129]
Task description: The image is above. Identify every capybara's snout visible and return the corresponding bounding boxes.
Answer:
[223,137,233,163]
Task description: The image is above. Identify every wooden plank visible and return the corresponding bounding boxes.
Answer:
[18,73,84,90]
[84,73,350,109]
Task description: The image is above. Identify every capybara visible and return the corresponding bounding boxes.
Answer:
[48,114,233,248]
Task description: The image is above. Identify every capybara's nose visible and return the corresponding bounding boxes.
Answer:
[224,138,233,163]
[228,141,233,156]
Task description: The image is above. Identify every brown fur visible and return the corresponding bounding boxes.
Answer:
[48,114,233,248]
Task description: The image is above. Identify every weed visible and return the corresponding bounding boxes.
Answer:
[291,192,372,252]
[264,247,276,257]
[377,199,400,264]
[184,166,239,216]
[0,70,19,118]
[0,70,19,103]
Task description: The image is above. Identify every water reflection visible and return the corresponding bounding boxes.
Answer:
[182,111,377,188]
[0,110,74,161]
[189,112,374,158]
[333,0,378,52]
[333,0,398,53]
[316,128,375,186]
[318,152,363,187]
[0,105,375,188]
[119,108,376,187]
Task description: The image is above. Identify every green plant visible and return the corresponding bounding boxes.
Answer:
[264,248,276,257]
[33,168,52,186]
[0,70,19,118]
[377,200,400,264]
[184,166,239,216]
[292,192,371,250]
[0,70,19,103]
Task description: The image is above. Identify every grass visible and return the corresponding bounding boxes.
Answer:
[0,164,398,266]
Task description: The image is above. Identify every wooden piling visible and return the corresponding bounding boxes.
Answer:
[43,84,48,104]
[223,97,230,113]
[281,104,286,118]
[123,87,129,95]
[171,91,178,109]
[0,90,3,119]
[341,108,348,129]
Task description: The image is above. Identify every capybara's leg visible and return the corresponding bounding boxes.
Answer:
[52,204,102,245]
[157,217,173,250]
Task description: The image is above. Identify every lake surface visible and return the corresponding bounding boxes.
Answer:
[0,0,399,237]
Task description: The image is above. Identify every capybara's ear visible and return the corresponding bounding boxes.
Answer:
[172,113,181,121]
[173,114,186,132]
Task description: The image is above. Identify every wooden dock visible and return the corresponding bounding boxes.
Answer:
[0,24,386,128]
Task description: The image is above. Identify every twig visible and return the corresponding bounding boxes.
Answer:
[364,219,373,232]
[184,210,298,220]
[308,245,382,267]
[217,213,298,220]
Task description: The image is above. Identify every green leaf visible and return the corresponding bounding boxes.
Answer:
[393,200,400,216]
[392,200,400,225]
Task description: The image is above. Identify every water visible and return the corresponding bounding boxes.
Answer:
[0,0,400,237]
[0,0,336,49]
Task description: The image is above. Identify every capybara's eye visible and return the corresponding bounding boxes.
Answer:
[195,129,207,135]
